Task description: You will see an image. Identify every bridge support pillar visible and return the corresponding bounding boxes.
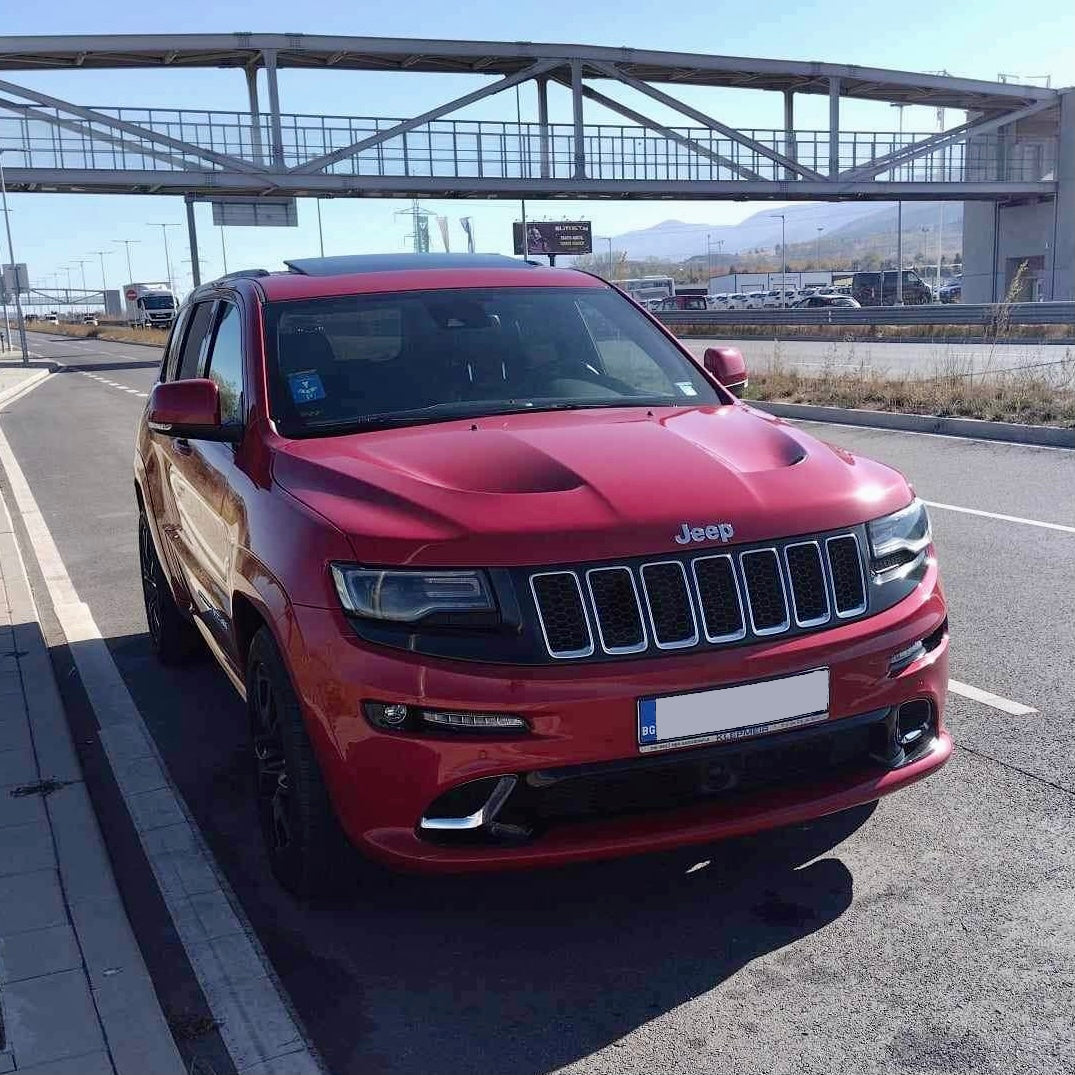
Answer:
[537,76,550,179]
[185,195,201,289]
[1054,87,1075,301]
[245,64,265,166]
[263,50,285,170]
[783,90,796,181]
[570,59,586,179]
[828,78,840,177]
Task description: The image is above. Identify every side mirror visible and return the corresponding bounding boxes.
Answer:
[148,379,239,442]
[702,346,748,397]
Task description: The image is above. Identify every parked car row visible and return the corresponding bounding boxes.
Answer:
[707,287,860,311]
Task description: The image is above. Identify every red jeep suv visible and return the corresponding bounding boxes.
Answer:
[135,254,950,895]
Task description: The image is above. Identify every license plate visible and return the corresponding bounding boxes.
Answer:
[637,668,830,754]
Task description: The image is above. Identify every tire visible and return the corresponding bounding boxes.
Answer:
[247,626,351,897]
[138,513,202,664]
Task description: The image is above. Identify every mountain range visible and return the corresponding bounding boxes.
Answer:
[606,202,964,262]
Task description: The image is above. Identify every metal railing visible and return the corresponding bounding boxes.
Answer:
[0,105,1058,184]
[657,303,1075,327]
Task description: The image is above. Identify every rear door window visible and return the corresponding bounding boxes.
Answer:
[203,302,244,426]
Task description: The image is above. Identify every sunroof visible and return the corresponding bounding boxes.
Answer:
[284,253,534,276]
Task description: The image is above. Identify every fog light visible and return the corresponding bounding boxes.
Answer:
[896,700,934,748]
[421,710,528,732]
[363,701,412,729]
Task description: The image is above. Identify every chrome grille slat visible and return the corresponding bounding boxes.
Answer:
[783,541,831,627]
[640,561,699,649]
[739,548,791,636]
[586,567,647,654]
[529,571,594,658]
[528,530,867,660]
[825,534,868,617]
[691,554,746,642]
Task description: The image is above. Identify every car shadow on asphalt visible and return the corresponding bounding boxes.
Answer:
[101,629,871,1075]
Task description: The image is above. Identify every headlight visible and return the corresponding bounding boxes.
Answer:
[867,499,932,572]
[331,565,497,623]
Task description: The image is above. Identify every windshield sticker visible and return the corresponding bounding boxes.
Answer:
[288,370,326,404]
[675,382,698,397]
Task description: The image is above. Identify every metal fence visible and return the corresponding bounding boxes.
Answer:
[0,105,1058,184]
[657,303,1075,328]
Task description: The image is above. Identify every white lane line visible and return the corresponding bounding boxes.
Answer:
[949,679,1038,716]
[924,500,1075,535]
[0,425,324,1075]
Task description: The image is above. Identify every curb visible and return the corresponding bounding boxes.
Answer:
[749,400,1075,449]
[0,493,186,1075]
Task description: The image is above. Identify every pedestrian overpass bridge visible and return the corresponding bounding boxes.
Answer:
[0,33,1070,298]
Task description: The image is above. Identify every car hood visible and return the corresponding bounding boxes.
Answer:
[272,404,911,567]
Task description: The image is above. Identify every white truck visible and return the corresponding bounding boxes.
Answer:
[123,283,178,330]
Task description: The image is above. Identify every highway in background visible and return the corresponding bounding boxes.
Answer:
[2,333,1074,1075]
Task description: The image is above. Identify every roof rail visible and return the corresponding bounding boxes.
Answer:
[216,268,271,281]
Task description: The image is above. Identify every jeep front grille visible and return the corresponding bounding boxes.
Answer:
[530,529,867,660]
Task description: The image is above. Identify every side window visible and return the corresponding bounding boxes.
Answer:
[161,307,190,381]
[204,302,244,426]
[176,301,217,380]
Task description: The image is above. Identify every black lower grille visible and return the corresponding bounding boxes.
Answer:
[827,535,867,615]
[500,713,885,830]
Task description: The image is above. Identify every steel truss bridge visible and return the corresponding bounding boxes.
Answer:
[0,34,1063,203]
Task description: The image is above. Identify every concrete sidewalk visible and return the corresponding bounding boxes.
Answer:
[0,492,185,1075]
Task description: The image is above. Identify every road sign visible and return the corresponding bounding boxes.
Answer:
[2,263,29,294]
[210,197,298,227]
[513,221,592,256]
[125,287,138,301]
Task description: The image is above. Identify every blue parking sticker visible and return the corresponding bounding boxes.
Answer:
[288,370,326,404]
[638,698,658,744]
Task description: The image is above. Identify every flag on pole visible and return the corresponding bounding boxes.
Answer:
[460,217,475,254]
[436,216,451,252]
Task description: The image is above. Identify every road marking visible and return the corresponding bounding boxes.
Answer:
[0,425,324,1075]
[924,500,1075,535]
[949,679,1038,716]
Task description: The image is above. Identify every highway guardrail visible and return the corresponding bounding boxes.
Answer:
[657,302,1075,328]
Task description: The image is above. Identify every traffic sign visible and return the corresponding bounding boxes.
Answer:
[125,287,138,300]
[2,263,29,294]
[210,197,298,227]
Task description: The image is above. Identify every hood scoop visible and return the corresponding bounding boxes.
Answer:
[359,429,585,494]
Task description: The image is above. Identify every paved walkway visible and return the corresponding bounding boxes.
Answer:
[0,491,184,1075]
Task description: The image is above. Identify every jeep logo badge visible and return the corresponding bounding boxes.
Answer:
[674,522,735,545]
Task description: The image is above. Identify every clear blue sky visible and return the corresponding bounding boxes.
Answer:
[1,0,1071,296]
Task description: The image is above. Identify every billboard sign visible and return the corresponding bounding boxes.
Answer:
[2,263,29,294]
[210,197,298,227]
[513,221,592,256]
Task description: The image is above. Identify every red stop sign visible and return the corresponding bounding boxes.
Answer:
[125,288,137,300]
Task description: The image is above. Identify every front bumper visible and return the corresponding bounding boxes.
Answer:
[288,560,949,872]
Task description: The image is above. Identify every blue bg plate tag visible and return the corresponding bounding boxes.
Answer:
[288,370,326,404]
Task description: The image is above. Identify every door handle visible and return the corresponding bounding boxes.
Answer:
[173,438,193,456]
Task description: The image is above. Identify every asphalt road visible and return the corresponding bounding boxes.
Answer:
[681,336,1073,379]
[3,332,1074,1075]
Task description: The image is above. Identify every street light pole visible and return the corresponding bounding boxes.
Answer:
[315,199,325,257]
[0,150,30,365]
[114,239,138,284]
[90,250,109,313]
[769,213,787,306]
[146,223,178,292]
[815,226,823,268]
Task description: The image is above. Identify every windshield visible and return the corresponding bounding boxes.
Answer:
[264,286,723,437]
[143,294,176,310]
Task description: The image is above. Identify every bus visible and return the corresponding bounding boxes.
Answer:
[614,276,676,304]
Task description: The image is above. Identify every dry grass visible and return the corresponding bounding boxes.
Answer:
[745,346,1075,427]
[673,321,1073,343]
[27,321,169,347]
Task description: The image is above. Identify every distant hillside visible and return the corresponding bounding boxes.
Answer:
[600,202,963,266]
